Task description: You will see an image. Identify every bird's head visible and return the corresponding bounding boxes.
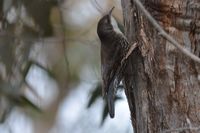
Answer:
[97,7,115,39]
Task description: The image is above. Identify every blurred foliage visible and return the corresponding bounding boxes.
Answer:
[87,83,102,108]
[0,0,129,132]
[0,0,59,123]
[0,59,55,123]
[21,0,57,36]
[1,0,58,37]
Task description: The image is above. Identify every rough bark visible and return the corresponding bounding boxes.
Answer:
[121,0,200,133]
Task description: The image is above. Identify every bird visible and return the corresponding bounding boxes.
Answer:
[97,7,130,118]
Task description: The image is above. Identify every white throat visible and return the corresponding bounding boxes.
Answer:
[110,16,123,34]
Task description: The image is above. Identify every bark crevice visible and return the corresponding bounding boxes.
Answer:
[122,0,200,132]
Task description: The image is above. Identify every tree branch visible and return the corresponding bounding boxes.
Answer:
[132,0,200,63]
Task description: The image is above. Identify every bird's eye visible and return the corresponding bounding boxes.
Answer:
[104,19,108,23]
[106,18,111,24]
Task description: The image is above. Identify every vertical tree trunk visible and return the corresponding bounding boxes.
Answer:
[121,0,200,132]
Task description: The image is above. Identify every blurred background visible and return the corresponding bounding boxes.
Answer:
[0,0,132,133]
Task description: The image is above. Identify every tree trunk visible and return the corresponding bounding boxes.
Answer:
[121,0,200,132]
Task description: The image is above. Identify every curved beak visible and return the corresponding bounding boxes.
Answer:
[108,6,115,17]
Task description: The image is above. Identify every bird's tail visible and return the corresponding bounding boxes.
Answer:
[107,85,115,118]
[107,74,121,118]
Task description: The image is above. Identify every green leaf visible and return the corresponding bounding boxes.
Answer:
[11,95,42,113]
[87,83,102,108]
[101,102,109,126]
[0,106,12,123]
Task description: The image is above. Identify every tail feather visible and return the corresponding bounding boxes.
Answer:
[107,86,115,118]
[107,73,121,118]
[105,63,124,118]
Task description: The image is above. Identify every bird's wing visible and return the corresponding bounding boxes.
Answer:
[101,34,130,94]
[109,35,130,89]
[101,44,121,118]
[101,34,130,118]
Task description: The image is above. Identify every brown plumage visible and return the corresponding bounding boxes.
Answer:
[97,7,130,118]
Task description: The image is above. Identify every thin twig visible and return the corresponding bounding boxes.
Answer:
[121,43,138,64]
[57,1,70,78]
[90,0,104,15]
[133,0,200,63]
